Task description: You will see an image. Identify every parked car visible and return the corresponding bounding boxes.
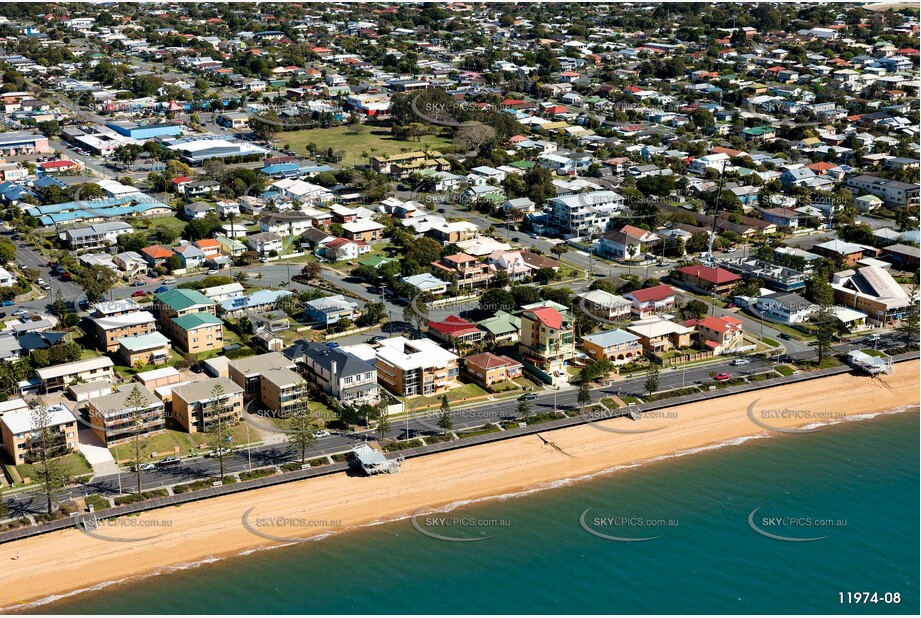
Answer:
[714,373,731,381]
[159,456,182,466]
[313,430,331,438]
[130,280,146,287]
[779,332,791,340]
[0,300,14,307]
[518,392,538,401]
[730,358,750,366]
[60,272,72,281]
[163,278,177,285]
[154,285,169,293]
[865,334,880,343]
[131,290,146,297]
[139,463,156,471]
[326,342,340,349]
[207,269,218,275]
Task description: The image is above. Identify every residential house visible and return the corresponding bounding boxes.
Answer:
[431,253,491,290]
[683,315,744,354]
[291,341,380,406]
[598,225,660,260]
[627,316,694,353]
[755,292,817,324]
[623,285,677,318]
[173,243,207,269]
[246,232,283,256]
[674,264,742,296]
[141,244,175,268]
[576,289,633,322]
[303,295,361,328]
[476,311,521,344]
[580,329,644,364]
[118,331,172,367]
[342,220,384,243]
[427,315,484,349]
[463,352,523,388]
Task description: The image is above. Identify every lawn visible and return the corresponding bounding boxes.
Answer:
[184,422,263,451]
[281,126,453,166]
[108,430,187,463]
[405,382,490,410]
[17,452,92,483]
[267,401,338,431]
[144,215,186,237]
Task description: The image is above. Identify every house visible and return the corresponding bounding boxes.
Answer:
[85,384,166,446]
[0,267,16,288]
[228,352,298,398]
[193,238,223,259]
[427,315,484,348]
[580,329,644,364]
[485,250,533,281]
[431,253,491,289]
[341,220,384,242]
[259,367,309,417]
[219,290,293,318]
[844,175,919,208]
[173,243,207,269]
[200,282,245,303]
[113,251,148,276]
[303,295,361,327]
[35,356,114,393]
[182,199,216,218]
[627,316,694,353]
[374,337,460,396]
[141,244,176,267]
[322,237,367,261]
[476,311,521,344]
[518,303,575,376]
[251,310,291,334]
[882,244,920,272]
[463,352,523,388]
[1,405,78,464]
[780,167,817,189]
[598,225,660,260]
[812,239,873,267]
[831,266,912,325]
[501,197,536,214]
[674,264,742,296]
[401,273,449,297]
[623,285,677,318]
[171,377,244,433]
[61,222,134,251]
[683,315,744,354]
[118,331,172,367]
[246,232,283,256]
[291,341,380,406]
[755,292,817,324]
[576,290,633,322]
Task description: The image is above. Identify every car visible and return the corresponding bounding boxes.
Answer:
[725,302,737,309]
[730,358,751,366]
[163,278,177,285]
[529,233,538,239]
[518,393,538,401]
[36,278,45,286]
[326,342,340,349]
[40,284,52,291]
[13,309,29,317]
[60,272,72,281]
[190,363,205,374]
[159,456,182,466]
[512,236,521,242]
[437,208,446,213]
[0,300,13,307]
[313,430,331,438]
[779,332,791,340]
[131,290,146,297]
[865,334,881,343]
[130,280,146,287]
[154,285,169,293]
[714,373,731,381]
[207,269,218,275]
[369,335,387,344]
[725,247,738,253]
[139,463,156,471]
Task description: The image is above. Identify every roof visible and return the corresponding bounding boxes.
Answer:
[35,356,114,380]
[156,288,215,311]
[118,331,171,351]
[524,306,563,330]
[228,351,294,376]
[375,337,458,371]
[428,315,480,337]
[684,315,743,334]
[93,311,156,330]
[172,313,223,331]
[260,367,305,389]
[1,406,76,434]
[676,264,742,285]
[464,352,522,370]
[627,316,693,338]
[578,289,632,308]
[626,284,676,304]
[297,342,376,379]
[142,245,175,259]
[172,377,243,403]
[90,384,161,416]
[581,329,641,347]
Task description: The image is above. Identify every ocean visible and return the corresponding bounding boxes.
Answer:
[35,408,919,615]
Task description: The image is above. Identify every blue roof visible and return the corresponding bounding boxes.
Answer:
[259,163,301,175]
[220,289,293,312]
[25,193,170,225]
[581,329,640,347]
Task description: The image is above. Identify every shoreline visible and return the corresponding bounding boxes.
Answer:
[1,361,918,612]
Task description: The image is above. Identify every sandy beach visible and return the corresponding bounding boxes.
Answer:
[1,362,918,610]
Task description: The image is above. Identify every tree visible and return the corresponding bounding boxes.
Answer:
[898,284,919,348]
[376,406,391,441]
[516,399,531,417]
[233,271,249,285]
[644,363,660,394]
[76,264,120,302]
[811,304,837,363]
[577,371,592,413]
[286,386,317,464]
[404,294,429,333]
[479,288,515,314]
[454,123,496,153]
[30,399,71,514]
[301,262,322,280]
[0,238,16,264]
[437,395,453,435]
[205,383,235,480]
[51,290,68,318]
[123,385,152,495]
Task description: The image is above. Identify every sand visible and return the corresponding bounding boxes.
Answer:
[1,362,918,610]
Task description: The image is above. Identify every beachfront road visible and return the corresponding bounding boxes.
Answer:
[0,354,827,517]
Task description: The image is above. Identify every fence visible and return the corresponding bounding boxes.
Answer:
[660,350,715,366]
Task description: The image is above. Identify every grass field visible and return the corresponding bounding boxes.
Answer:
[17,452,92,483]
[280,126,453,166]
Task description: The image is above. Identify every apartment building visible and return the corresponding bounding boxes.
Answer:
[118,331,173,367]
[547,190,624,236]
[171,377,244,433]
[85,384,165,445]
[171,313,224,354]
[259,367,309,417]
[374,337,459,397]
[91,310,157,353]
[518,302,575,374]
[0,405,78,464]
[845,174,920,208]
[154,288,219,345]
[228,352,298,397]
[35,356,115,393]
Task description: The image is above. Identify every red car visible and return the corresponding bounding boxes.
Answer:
[714,373,731,381]
[131,290,147,298]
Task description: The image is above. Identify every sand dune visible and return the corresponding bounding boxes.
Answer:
[1,361,918,610]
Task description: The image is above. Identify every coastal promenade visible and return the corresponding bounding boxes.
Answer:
[1,351,916,547]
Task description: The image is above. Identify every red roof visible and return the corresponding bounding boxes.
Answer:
[465,352,521,370]
[684,315,743,334]
[39,160,78,169]
[676,265,741,285]
[171,176,191,185]
[627,284,676,304]
[142,245,175,259]
[428,315,480,337]
[325,237,354,249]
[526,306,563,330]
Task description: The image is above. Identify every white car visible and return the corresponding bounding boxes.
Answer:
[730,358,751,366]
[313,430,331,438]
[725,247,738,253]
[163,278,177,285]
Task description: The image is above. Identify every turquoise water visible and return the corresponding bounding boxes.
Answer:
[40,410,919,614]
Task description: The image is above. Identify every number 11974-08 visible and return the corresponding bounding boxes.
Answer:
[839,592,901,604]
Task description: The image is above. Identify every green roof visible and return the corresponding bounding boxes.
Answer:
[509,160,536,169]
[742,125,775,136]
[172,313,223,331]
[477,310,521,335]
[359,256,393,268]
[156,288,215,311]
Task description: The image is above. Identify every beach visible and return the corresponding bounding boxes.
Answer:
[1,362,918,611]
